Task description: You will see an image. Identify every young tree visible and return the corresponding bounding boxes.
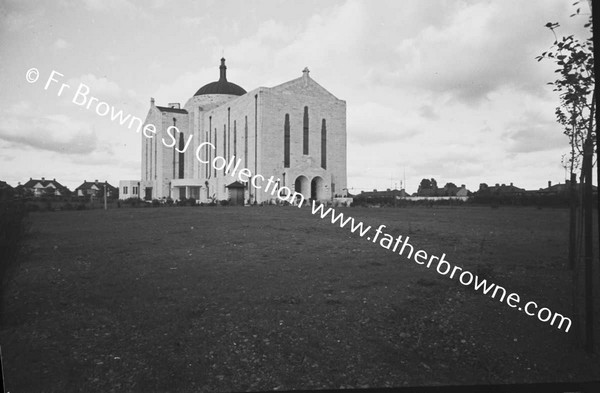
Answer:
[537,1,596,353]
[536,3,595,175]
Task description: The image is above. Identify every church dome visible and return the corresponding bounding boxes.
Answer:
[194,58,247,96]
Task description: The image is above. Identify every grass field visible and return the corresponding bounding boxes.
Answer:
[1,205,599,392]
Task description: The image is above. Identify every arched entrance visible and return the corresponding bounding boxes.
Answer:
[311,176,324,201]
[294,175,309,200]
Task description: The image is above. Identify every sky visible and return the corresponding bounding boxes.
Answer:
[0,0,593,194]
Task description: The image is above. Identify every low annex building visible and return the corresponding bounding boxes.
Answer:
[138,59,347,205]
[119,180,140,200]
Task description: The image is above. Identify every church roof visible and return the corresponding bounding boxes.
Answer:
[194,58,247,97]
[156,106,188,114]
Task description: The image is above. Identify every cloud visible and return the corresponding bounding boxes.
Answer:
[82,0,137,12]
[503,123,567,154]
[418,104,439,120]
[68,74,123,98]
[347,101,427,145]
[364,0,578,104]
[0,103,98,154]
[53,38,70,49]
[181,16,206,28]
[0,1,45,32]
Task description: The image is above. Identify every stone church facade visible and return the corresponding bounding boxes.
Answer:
[140,59,347,205]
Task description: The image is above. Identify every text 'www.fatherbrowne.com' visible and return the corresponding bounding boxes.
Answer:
[309,201,572,333]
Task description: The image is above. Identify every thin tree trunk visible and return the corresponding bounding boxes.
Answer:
[583,137,594,353]
[570,173,577,270]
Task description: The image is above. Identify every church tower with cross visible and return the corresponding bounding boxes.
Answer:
[139,59,347,205]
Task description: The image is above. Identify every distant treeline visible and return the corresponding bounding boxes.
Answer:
[351,193,576,207]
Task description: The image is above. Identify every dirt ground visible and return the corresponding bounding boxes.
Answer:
[1,205,599,392]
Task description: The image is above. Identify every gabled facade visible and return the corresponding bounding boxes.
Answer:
[74,180,117,198]
[139,59,347,204]
[17,177,70,197]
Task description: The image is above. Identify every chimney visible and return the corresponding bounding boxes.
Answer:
[461,184,465,188]
[42,177,45,181]
[95,179,98,183]
[548,180,552,188]
[495,183,499,187]
[150,97,155,106]
[168,103,180,109]
[510,182,513,187]
[501,183,505,187]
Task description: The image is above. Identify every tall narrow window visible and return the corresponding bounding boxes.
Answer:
[154,131,157,179]
[178,133,185,179]
[234,120,237,157]
[244,116,248,169]
[205,131,209,179]
[208,117,212,179]
[214,128,217,178]
[223,126,226,175]
[227,108,231,159]
[172,139,176,178]
[148,134,154,180]
[284,114,290,168]
[172,119,177,178]
[303,106,309,155]
[321,118,327,169]
[254,95,258,191]
[145,138,149,180]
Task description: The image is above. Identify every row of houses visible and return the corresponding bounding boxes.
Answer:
[1,177,594,203]
[353,180,596,202]
[356,184,469,199]
[1,178,120,199]
[477,180,596,196]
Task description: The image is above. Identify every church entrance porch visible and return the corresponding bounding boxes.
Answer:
[294,175,309,200]
[311,176,325,201]
[226,181,246,206]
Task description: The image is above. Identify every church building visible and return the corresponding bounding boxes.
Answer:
[140,59,347,205]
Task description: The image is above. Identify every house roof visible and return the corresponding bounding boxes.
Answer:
[358,189,409,198]
[487,184,526,193]
[535,182,598,194]
[21,178,68,190]
[193,58,247,97]
[75,180,117,191]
